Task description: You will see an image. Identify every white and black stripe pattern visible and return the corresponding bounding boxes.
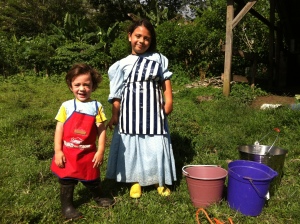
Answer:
[119,57,166,135]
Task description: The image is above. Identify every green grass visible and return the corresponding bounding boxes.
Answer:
[0,74,299,223]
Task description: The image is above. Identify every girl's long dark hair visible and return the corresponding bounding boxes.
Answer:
[128,19,157,53]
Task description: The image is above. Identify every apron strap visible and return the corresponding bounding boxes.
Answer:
[95,100,98,113]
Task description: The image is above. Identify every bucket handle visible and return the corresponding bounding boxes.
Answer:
[255,128,280,154]
[244,177,269,199]
[266,128,280,154]
[182,165,218,176]
[229,168,277,181]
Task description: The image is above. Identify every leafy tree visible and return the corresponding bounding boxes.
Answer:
[86,0,141,30]
[141,0,182,18]
[98,21,120,53]
[0,0,85,37]
[109,21,133,62]
[139,0,169,26]
[61,13,99,43]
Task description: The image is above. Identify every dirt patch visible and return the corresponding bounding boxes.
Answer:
[251,95,296,109]
[186,76,298,109]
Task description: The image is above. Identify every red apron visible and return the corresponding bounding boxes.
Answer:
[51,105,99,181]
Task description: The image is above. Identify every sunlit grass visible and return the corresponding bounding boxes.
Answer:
[0,75,299,223]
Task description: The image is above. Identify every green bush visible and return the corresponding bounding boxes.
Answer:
[109,36,130,62]
[50,42,110,74]
[0,32,19,76]
[156,18,225,80]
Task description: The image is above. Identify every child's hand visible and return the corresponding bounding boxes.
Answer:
[92,151,104,168]
[54,151,66,168]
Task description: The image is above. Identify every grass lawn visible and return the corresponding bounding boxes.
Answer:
[0,74,299,223]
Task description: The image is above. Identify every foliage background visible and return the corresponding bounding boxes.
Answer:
[0,0,272,83]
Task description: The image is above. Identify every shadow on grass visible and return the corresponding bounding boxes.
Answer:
[171,132,195,189]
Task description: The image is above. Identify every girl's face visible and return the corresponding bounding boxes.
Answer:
[70,73,93,102]
[128,25,151,55]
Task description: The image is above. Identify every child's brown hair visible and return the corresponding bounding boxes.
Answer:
[65,63,102,91]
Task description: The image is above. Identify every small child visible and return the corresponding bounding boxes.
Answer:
[50,63,114,220]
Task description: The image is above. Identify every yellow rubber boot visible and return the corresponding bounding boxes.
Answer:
[155,184,171,196]
[130,183,142,198]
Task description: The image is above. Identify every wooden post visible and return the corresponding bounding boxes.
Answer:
[223,0,234,96]
[223,0,258,96]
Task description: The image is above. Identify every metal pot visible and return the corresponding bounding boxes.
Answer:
[238,144,288,196]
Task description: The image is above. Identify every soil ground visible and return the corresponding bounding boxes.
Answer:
[251,95,296,109]
[229,77,299,109]
[187,76,299,109]
[249,78,299,109]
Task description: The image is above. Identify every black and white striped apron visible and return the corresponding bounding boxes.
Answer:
[119,57,166,135]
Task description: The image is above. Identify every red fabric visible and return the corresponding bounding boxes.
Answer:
[51,111,100,181]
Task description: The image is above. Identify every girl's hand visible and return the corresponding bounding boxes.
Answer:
[54,151,66,168]
[162,79,173,115]
[106,99,121,130]
[92,151,104,168]
[164,103,173,115]
[106,116,119,130]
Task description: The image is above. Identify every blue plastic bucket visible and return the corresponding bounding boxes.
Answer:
[227,160,278,216]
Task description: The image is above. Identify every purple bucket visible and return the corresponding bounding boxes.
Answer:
[227,160,278,216]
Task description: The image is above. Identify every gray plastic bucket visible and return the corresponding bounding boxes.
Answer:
[238,145,287,195]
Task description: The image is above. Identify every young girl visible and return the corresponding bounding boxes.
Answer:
[106,19,177,198]
[50,63,114,220]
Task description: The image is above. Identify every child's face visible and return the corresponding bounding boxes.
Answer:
[128,25,151,55]
[70,73,93,102]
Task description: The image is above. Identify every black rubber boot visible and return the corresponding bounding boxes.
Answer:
[60,184,83,220]
[87,185,115,207]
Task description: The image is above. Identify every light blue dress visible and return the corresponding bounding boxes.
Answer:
[105,52,177,187]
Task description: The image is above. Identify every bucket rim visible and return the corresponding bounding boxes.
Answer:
[182,165,228,180]
[228,160,278,181]
[228,168,278,181]
[238,144,288,153]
